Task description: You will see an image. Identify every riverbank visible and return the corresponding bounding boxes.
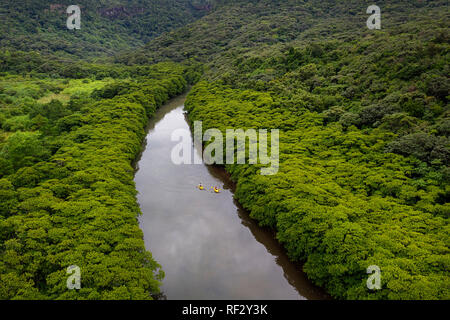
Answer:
[0,63,190,299]
[184,81,450,300]
[134,94,330,299]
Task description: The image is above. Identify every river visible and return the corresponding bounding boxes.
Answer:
[134,93,330,300]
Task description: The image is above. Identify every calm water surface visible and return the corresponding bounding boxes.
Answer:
[135,94,330,300]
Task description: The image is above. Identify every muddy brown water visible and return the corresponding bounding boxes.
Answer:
[135,94,330,300]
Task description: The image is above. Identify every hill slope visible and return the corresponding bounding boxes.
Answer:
[0,0,212,58]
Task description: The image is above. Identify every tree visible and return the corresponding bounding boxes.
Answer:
[0,132,50,171]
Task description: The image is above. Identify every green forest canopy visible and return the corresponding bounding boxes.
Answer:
[0,62,200,299]
[0,0,210,59]
[0,0,448,300]
[168,0,449,299]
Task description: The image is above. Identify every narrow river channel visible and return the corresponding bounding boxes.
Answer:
[135,94,330,300]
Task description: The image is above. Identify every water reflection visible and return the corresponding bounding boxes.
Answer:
[135,94,330,300]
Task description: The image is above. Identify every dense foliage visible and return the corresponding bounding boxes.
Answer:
[179,0,449,299]
[0,0,210,59]
[0,0,448,300]
[186,80,449,299]
[0,62,194,299]
[119,0,449,67]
